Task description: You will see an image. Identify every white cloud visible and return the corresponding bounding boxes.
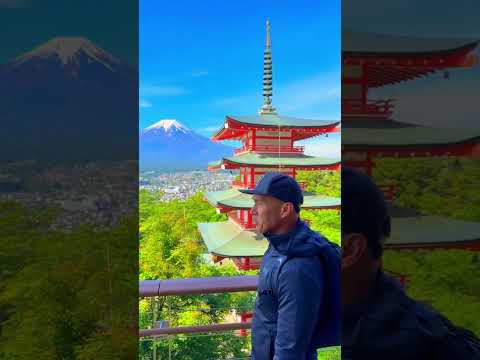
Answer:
[140,99,152,108]
[140,84,187,96]
[299,133,341,158]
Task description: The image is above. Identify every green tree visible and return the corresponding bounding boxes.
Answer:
[0,202,138,359]
[139,192,255,359]
[374,157,480,336]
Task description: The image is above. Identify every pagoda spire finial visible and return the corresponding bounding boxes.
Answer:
[259,19,277,115]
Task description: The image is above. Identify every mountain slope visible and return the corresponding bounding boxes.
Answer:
[0,37,137,161]
[140,120,234,171]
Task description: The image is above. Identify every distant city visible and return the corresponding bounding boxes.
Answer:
[140,169,238,201]
[0,160,137,232]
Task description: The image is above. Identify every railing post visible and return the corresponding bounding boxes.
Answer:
[168,302,172,360]
[153,297,157,360]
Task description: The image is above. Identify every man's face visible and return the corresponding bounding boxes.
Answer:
[251,194,285,233]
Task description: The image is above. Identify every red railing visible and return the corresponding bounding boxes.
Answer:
[235,145,305,155]
[342,99,395,118]
[384,270,409,288]
[379,184,396,202]
[232,179,249,188]
[233,257,262,271]
[239,312,254,336]
[233,180,306,190]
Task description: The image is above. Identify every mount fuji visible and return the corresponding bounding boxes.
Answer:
[0,37,137,161]
[140,119,234,171]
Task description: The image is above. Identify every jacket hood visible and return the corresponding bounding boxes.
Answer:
[263,218,331,258]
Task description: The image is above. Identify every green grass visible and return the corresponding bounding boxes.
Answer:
[318,346,341,360]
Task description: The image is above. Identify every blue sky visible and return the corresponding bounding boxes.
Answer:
[0,0,137,65]
[140,0,341,152]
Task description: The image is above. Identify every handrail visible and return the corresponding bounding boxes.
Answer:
[234,145,304,155]
[342,98,395,117]
[140,275,259,297]
[139,321,252,337]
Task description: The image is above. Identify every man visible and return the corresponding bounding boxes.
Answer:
[342,167,480,359]
[239,172,340,360]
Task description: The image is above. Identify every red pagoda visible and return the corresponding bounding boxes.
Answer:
[342,30,480,252]
[198,21,341,270]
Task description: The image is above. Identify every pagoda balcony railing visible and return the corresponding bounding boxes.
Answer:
[232,180,307,190]
[232,179,248,188]
[234,144,304,155]
[342,99,395,118]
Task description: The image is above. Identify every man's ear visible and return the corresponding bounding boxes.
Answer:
[279,202,294,219]
[342,233,368,269]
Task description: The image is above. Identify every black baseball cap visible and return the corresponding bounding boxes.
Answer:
[342,167,391,258]
[239,172,303,212]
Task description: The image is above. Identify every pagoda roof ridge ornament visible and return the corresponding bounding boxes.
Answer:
[259,19,277,115]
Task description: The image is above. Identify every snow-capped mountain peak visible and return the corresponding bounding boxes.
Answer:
[144,119,191,135]
[13,36,120,71]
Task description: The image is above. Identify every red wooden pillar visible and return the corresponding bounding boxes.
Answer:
[250,167,255,188]
[366,152,373,177]
[252,129,256,151]
[239,312,253,337]
[361,63,368,113]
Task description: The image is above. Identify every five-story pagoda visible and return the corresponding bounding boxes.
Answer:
[198,21,341,270]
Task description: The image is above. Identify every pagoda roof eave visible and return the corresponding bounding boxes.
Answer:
[342,121,480,148]
[343,30,479,56]
[226,115,340,128]
[208,152,340,169]
[211,115,340,142]
[204,188,341,210]
[385,215,480,246]
[342,31,478,87]
[198,221,268,257]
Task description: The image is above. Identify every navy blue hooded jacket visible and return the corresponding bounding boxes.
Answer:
[343,271,480,360]
[251,219,341,360]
